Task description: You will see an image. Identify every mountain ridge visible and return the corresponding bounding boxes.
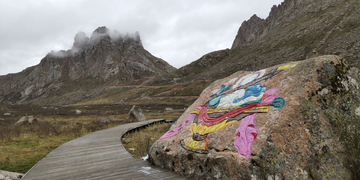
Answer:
[160,0,360,83]
[0,26,176,105]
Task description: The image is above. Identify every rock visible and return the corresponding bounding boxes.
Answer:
[99,118,109,123]
[37,119,45,123]
[319,87,329,95]
[355,106,360,116]
[141,154,149,161]
[164,108,174,112]
[0,170,24,180]
[171,78,181,83]
[76,110,81,114]
[3,113,10,116]
[0,173,5,180]
[149,55,357,179]
[14,116,37,125]
[126,105,146,123]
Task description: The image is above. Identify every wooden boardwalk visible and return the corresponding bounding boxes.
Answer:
[22,119,185,180]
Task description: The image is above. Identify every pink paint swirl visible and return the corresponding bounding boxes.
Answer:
[158,114,195,140]
[234,113,258,159]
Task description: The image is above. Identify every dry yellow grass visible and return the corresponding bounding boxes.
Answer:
[0,102,184,173]
[0,133,77,173]
[121,123,172,158]
[0,121,124,173]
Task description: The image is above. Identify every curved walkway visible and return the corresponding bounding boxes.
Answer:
[22,119,185,180]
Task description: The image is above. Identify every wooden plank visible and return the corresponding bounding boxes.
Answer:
[22,119,185,180]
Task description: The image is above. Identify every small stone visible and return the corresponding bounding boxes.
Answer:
[267,175,280,180]
[348,75,358,89]
[141,154,149,161]
[76,110,81,114]
[0,174,5,180]
[355,106,360,116]
[341,80,349,91]
[164,108,174,112]
[99,118,109,123]
[267,141,274,146]
[319,88,329,96]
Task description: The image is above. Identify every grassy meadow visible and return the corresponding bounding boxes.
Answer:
[0,103,185,173]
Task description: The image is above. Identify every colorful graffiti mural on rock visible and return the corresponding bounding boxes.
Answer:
[159,64,296,158]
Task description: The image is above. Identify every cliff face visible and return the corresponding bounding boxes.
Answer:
[0,26,176,104]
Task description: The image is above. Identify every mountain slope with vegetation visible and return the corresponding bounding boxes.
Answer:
[159,0,360,83]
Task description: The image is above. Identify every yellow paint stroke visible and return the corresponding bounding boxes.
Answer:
[244,106,269,113]
[190,119,236,135]
[191,106,270,115]
[191,107,238,115]
[278,64,297,70]
[184,137,208,151]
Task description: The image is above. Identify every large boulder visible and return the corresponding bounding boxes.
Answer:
[149,55,359,179]
[126,105,147,122]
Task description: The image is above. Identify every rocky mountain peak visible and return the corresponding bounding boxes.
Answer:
[122,32,143,48]
[0,26,176,104]
[72,31,89,53]
[231,14,265,48]
[93,26,109,34]
[134,31,143,47]
[89,26,111,45]
[231,0,314,49]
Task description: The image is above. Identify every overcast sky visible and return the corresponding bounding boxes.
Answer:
[0,0,283,76]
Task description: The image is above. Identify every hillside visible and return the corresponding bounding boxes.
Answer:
[159,0,360,83]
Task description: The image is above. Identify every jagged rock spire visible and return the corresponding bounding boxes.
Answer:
[72,31,89,53]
